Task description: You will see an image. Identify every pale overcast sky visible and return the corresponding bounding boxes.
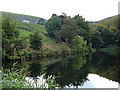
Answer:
[0,0,120,21]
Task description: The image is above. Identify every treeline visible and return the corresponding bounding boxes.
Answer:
[91,24,119,48]
[2,15,44,63]
[2,13,120,64]
[2,14,93,64]
[90,15,120,55]
[45,14,120,48]
[45,14,92,52]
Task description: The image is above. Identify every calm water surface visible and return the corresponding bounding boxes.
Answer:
[26,52,120,88]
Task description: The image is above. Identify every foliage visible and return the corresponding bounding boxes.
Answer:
[72,14,92,42]
[19,29,31,37]
[72,14,90,31]
[29,29,42,50]
[45,14,92,45]
[78,27,92,43]
[41,35,71,57]
[89,15,120,50]
[91,30,104,49]
[1,63,59,88]
[2,15,26,60]
[72,36,87,53]
[98,15,118,27]
[72,53,87,70]
[96,24,108,33]
[101,28,116,45]
[109,25,118,33]
[45,16,62,37]
[95,24,117,45]
[1,62,30,88]
[101,45,119,57]
[55,17,78,43]
[117,32,120,45]
[45,55,89,87]
[90,23,118,48]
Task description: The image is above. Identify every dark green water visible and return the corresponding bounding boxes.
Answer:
[26,52,120,87]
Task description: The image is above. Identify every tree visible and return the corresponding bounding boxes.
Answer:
[72,15,92,43]
[96,24,108,33]
[95,24,117,45]
[101,28,116,45]
[91,30,104,49]
[45,15,62,38]
[72,35,88,53]
[72,14,90,31]
[55,17,78,43]
[29,29,42,50]
[2,15,22,60]
[109,25,118,33]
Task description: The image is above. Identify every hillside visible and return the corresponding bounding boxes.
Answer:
[90,15,118,34]
[17,21,47,33]
[2,11,46,25]
[1,12,71,57]
[98,15,118,27]
[89,15,118,26]
[2,12,119,57]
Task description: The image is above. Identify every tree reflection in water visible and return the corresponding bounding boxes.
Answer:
[27,51,120,87]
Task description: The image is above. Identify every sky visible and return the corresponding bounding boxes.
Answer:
[0,0,120,21]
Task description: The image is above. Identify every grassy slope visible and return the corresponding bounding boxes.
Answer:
[18,21,70,57]
[2,11,40,23]
[98,15,118,27]
[18,22,47,33]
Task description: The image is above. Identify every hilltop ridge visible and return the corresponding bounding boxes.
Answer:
[2,11,46,25]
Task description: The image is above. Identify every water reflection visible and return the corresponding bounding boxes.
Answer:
[79,74,118,88]
[28,61,43,77]
[88,52,120,83]
[22,52,120,87]
[44,53,89,87]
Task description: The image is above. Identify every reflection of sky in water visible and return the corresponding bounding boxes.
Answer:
[26,73,118,88]
[80,74,118,88]
[66,74,118,88]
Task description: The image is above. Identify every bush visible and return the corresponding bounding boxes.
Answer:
[72,36,87,53]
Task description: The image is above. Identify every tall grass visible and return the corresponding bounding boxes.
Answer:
[1,62,59,88]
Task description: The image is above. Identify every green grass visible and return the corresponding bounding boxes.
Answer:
[18,21,71,57]
[2,11,72,57]
[98,15,118,27]
[2,11,45,24]
[19,29,31,37]
[18,22,47,33]
[41,35,70,56]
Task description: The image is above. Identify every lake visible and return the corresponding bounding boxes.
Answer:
[24,51,120,88]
